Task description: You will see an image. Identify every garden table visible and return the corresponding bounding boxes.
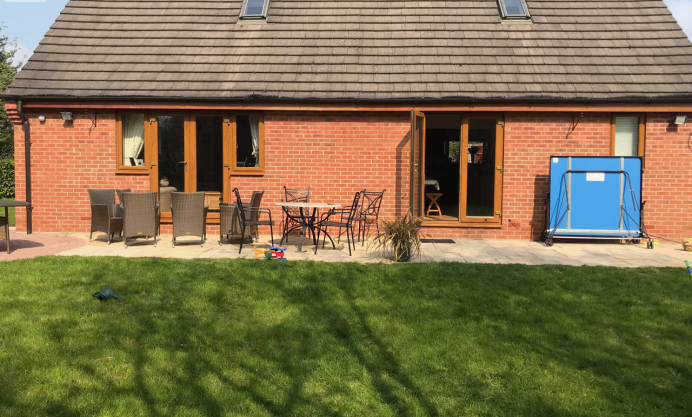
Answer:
[0,200,31,254]
[275,201,341,252]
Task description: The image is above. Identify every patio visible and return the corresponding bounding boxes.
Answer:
[1,228,689,268]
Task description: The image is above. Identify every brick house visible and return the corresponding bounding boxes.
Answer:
[2,0,692,241]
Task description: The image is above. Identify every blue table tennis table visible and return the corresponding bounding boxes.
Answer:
[543,156,653,248]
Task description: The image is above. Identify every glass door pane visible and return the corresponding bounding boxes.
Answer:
[423,113,461,221]
[466,118,496,217]
[196,116,224,212]
[157,116,185,213]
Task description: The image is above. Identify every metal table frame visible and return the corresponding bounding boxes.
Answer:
[0,200,31,254]
[276,202,341,252]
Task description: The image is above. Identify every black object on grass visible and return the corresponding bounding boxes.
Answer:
[92,287,123,302]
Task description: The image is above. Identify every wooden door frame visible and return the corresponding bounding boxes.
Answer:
[411,111,425,217]
[459,113,504,226]
[416,111,426,217]
[189,112,232,223]
[148,111,192,223]
[421,112,504,228]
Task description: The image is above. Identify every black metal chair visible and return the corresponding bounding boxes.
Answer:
[233,188,274,254]
[280,185,311,245]
[315,191,361,256]
[354,190,385,246]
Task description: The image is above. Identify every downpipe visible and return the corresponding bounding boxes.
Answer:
[16,99,32,234]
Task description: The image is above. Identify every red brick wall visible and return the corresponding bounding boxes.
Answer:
[231,111,411,225]
[641,113,692,242]
[13,112,150,233]
[12,110,411,236]
[10,108,692,242]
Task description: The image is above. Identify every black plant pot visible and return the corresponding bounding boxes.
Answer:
[395,243,411,262]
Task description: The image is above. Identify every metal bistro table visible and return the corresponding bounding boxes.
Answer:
[0,200,31,254]
[275,201,341,252]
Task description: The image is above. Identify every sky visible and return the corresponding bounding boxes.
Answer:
[1,0,692,65]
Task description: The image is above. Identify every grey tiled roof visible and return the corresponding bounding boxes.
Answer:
[4,0,692,101]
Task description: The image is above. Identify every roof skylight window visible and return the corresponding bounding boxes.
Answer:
[240,0,269,19]
[498,0,530,19]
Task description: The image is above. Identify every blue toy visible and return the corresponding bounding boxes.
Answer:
[255,246,288,261]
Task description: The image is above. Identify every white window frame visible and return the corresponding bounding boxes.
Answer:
[239,0,270,19]
[498,0,531,19]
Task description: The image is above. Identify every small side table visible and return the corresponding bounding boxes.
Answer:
[0,200,31,254]
[426,193,443,217]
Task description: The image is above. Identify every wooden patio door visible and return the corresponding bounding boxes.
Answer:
[189,113,233,221]
[148,112,193,222]
[148,112,232,224]
[459,114,504,226]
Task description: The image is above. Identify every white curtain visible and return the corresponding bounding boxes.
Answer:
[249,115,259,167]
[123,114,145,166]
[614,117,639,156]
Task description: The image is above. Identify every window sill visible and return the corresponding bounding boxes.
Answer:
[229,168,264,176]
[501,19,533,25]
[116,167,149,175]
[160,212,220,225]
[236,19,267,25]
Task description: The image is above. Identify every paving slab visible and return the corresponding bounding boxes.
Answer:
[0,228,84,261]
[2,229,691,268]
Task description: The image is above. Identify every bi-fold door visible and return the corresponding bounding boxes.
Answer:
[411,111,504,227]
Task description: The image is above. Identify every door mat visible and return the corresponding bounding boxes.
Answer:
[421,239,455,244]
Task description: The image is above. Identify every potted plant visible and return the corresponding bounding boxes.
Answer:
[369,211,427,262]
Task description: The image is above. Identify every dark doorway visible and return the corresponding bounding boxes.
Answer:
[196,116,224,212]
[424,113,461,221]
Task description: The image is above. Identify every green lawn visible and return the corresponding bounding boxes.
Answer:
[0,196,15,226]
[1,258,691,416]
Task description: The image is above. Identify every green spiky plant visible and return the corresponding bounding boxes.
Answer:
[369,211,428,262]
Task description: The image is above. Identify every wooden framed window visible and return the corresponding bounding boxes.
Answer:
[229,113,265,175]
[610,114,645,158]
[116,112,150,174]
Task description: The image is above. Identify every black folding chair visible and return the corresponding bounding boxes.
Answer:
[354,190,385,246]
[280,185,311,245]
[233,188,274,254]
[315,191,361,256]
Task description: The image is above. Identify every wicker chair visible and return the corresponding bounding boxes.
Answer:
[115,188,131,218]
[121,192,160,248]
[88,189,123,244]
[353,190,386,246]
[315,191,361,256]
[116,189,131,204]
[280,186,311,245]
[171,192,209,248]
[232,188,274,254]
